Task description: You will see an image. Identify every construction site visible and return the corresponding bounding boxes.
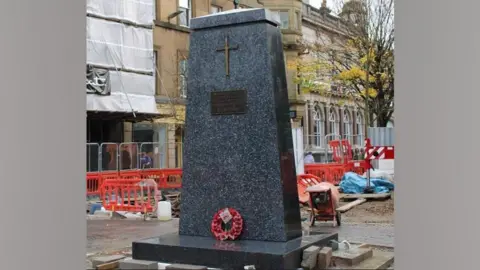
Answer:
[86,131,395,270]
[85,0,395,269]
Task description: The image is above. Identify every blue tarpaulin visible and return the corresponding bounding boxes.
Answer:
[339,172,395,194]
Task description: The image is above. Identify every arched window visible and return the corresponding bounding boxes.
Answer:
[356,111,364,146]
[343,109,352,145]
[343,109,352,136]
[328,107,339,136]
[313,105,325,148]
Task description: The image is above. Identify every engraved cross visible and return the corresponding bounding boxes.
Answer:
[216,36,239,77]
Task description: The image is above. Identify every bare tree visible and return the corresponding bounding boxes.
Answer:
[296,0,394,127]
[155,51,189,124]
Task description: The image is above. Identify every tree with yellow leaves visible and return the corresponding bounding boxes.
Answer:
[296,0,394,127]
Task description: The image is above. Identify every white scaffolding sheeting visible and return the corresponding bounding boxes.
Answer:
[86,17,154,73]
[110,71,154,96]
[86,71,156,113]
[86,0,157,115]
[86,0,155,26]
[87,92,157,113]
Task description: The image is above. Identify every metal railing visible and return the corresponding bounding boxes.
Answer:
[304,133,365,152]
[86,143,100,172]
[368,127,394,146]
[86,142,183,172]
[304,134,327,149]
[343,134,366,148]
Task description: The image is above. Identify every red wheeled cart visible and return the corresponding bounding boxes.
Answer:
[306,183,341,227]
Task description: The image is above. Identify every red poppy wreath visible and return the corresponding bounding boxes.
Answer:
[210,208,244,241]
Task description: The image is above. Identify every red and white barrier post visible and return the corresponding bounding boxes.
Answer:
[363,138,395,193]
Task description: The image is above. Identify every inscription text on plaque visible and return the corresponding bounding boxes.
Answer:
[210,90,247,115]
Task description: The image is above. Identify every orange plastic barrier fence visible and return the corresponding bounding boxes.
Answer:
[100,178,158,213]
[347,160,368,175]
[88,162,365,196]
[329,139,352,163]
[138,169,182,189]
[86,172,101,196]
[86,169,183,196]
[160,168,183,189]
[119,170,142,179]
[305,162,366,185]
[304,164,337,185]
[101,171,120,182]
[86,171,123,196]
[304,165,330,182]
[140,169,163,183]
[297,174,323,204]
[329,164,347,185]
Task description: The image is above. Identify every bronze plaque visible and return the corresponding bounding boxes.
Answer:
[210,90,247,115]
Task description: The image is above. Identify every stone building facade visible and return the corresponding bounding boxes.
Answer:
[147,0,370,166]
[300,2,367,161]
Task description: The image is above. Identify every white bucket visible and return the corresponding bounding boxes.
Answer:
[157,201,172,221]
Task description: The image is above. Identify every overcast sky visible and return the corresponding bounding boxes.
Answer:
[309,0,344,13]
[310,0,335,8]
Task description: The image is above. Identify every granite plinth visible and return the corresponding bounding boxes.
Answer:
[190,8,280,30]
[180,8,302,242]
[132,232,338,270]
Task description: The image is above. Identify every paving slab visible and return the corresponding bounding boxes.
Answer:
[317,247,333,269]
[329,250,394,270]
[165,264,208,270]
[87,219,394,255]
[119,258,158,269]
[301,245,320,269]
[332,247,373,266]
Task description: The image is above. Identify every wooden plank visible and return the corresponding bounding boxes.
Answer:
[336,198,367,213]
[96,261,120,270]
[355,243,395,250]
[340,193,391,200]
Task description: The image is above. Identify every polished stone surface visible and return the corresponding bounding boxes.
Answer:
[190,8,280,30]
[179,8,302,242]
[133,232,338,270]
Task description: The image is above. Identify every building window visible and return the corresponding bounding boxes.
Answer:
[356,111,364,146]
[179,58,188,98]
[343,109,352,145]
[313,106,325,148]
[211,5,222,14]
[133,122,155,143]
[155,0,161,21]
[154,50,158,95]
[272,11,289,29]
[343,109,351,135]
[328,107,339,136]
[179,0,191,27]
[294,11,301,30]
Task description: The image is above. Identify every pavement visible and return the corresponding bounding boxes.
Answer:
[87,219,394,255]
[315,222,394,247]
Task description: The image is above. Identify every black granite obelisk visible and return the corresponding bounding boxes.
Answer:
[132,9,337,269]
[178,8,302,242]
